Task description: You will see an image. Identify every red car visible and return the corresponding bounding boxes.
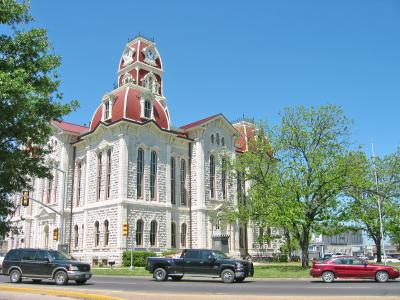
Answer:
[310,256,400,283]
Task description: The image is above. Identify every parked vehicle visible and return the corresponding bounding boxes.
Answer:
[146,249,254,283]
[374,256,400,264]
[1,248,91,285]
[0,251,6,271]
[310,256,399,283]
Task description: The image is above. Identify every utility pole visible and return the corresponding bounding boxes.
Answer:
[371,142,386,265]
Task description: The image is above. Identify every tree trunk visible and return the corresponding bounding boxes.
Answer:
[300,231,310,268]
[284,229,292,262]
[375,238,382,263]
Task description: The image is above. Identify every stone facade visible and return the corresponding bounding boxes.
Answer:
[6,36,284,265]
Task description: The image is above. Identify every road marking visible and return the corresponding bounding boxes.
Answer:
[0,284,124,300]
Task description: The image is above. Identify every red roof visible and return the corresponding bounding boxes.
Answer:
[180,114,222,130]
[233,122,255,153]
[52,120,89,134]
[90,86,170,132]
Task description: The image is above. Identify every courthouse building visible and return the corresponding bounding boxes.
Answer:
[6,36,282,265]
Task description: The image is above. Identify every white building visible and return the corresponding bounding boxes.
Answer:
[6,36,282,265]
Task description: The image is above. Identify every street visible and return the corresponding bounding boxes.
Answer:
[1,275,400,297]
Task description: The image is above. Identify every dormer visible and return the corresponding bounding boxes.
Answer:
[120,72,135,86]
[102,94,115,122]
[142,72,160,95]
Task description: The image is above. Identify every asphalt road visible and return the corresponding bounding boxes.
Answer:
[0,275,399,297]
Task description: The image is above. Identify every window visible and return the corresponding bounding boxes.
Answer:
[144,100,152,118]
[171,157,176,204]
[104,101,110,120]
[222,158,227,199]
[150,220,157,247]
[81,224,84,248]
[21,250,36,261]
[136,219,143,246]
[97,153,102,201]
[76,162,81,206]
[106,149,112,199]
[150,151,157,200]
[181,223,187,248]
[53,163,58,203]
[136,148,144,198]
[74,225,79,248]
[94,221,100,247]
[216,133,220,145]
[210,155,215,198]
[180,159,186,205]
[211,134,214,144]
[147,76,153,90]
[182,249,199,259]
[47,173,53,204]
[171,223,176,248]
[221,137,225,146]
[104,220,109,247]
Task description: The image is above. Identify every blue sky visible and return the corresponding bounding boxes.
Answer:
[29,0,400,156]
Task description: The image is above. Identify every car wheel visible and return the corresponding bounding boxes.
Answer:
[375,271,389,283]
[221,269,235,283]
[322,271,335,283]
[9,269,22,283]
[32,279,42,283]
[153,268,167,281]
[170,275,183,281]
[235,277,245,283]
[75,279,87,285]
[54,271,69,285]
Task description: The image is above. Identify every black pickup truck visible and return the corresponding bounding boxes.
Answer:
[145,249,253,283]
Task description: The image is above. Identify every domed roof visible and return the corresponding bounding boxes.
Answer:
[233,121,255,153]
[90,86,170,132]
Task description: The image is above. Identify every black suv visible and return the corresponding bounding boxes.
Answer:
[1,248,91,285]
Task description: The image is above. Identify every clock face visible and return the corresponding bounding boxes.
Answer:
[146,49,155,61]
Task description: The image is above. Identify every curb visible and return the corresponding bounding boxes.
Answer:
[0,284,124,300]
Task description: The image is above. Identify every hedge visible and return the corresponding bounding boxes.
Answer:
[122,251,157,267]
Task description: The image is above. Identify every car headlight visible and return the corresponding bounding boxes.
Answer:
[68,265,79,271]
[236,263,244,270]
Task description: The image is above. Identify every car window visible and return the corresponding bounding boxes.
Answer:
[21,250,36,261]
[35,250,49,261]
[332,258,345,264]
[183,250,200,259]
[5,250,20,261]
[348,258,364,265]
[213,251,229,260]
[199,251,212,260]
[48,250,71,261]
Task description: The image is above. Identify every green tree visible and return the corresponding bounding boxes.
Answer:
[345,149,400,262]
[0,0,78,236]
[228,105,358,267]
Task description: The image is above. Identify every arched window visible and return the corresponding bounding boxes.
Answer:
[44,225,49,249]
[170,157,176,204]
[150,151,157,200]
[221,137,225,147]
[210,155,215,198]
[180,159,186,205]
[81,224,84,248]
[74,225,79,248]
[94,221,100,247]
[150,220,157,247]
[104,101,110,120]
[216,133,220,145]
[47,165,53,203]
[106,149,112,199]
[136,219,143,247]
[181,223,187,248]
[76,162,82,207]
[144,100,152,118]
[239,227,244,249]
[97,153,102,201]
[171,222,176,248]
[211,134,214,144]
[104,220,109,247]
[222,157,227,199]
[136,148,144,198]
[147,76,153,90]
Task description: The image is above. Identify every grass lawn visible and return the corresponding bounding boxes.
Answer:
[92,263,311,278]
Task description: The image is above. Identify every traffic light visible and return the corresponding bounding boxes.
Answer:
[123,223,129,236]
[22,191,29,207]
[53,228,59,241]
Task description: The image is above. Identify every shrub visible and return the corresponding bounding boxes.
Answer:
[279,255,288,262]
[122,251,157,267]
